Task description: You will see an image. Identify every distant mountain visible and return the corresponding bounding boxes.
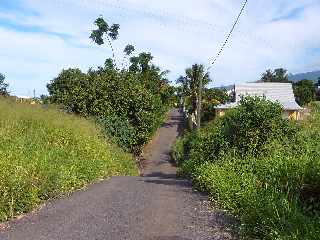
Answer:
[288,70,320,82]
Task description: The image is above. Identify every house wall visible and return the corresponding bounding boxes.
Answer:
[216,109,301,120]
[285,110,300,121]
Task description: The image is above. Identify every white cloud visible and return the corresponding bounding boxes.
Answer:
[0,0,319,95]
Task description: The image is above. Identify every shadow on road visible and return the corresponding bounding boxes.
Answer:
[143,172,177,178]
[141,172,191,188]
[160,110,185,136]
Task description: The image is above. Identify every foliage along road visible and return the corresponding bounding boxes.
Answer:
[0,109,235,240]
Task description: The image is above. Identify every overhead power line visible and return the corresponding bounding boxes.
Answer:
[51,0,281,52]
[208,0,249,71]
[53,0,222,33]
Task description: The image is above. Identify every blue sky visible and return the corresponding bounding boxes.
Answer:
[0,0,320,96]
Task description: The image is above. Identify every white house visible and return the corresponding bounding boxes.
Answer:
[216,83,303,120]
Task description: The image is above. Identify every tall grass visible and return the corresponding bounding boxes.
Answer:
[0,98,138,221]
[173,97,320,239]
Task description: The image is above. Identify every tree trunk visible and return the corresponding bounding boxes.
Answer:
[106,35,117,69]
[196,76,202,129]
[188,114,194,130]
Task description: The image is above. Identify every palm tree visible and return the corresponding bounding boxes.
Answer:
[177,64,211,128]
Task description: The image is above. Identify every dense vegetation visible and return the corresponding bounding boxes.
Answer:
[176,64,230,128]
[0,16,173,222]
[201,88,230,123]
[47,57,173,152]
[260,68,289,83]
[173,96,320,239]
[176,64,211,128]
[293,79,316,106]
[47,17,174,153]
[0,98,138,222]
[260,68,317,106]
[176,84,230,126]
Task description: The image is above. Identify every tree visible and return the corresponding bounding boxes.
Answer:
[177,64,211,128]
[260,68,289,83]
[176,76,188,108]
[201,88,230,122]
[261,69,274,82]
[122,44,135,69]
[48,16,175,153]
[274,68,289,82]
[47,62,172,152]
[90,16,120,67]
[47,69,91,115]
[0,73,9,96]
[40,94,50,104]
[127,52,172,105]
[293,79,315,106]
[124,44,135,55]
[129,52,153,73]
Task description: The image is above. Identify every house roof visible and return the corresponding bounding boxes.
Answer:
[216,83,303,111]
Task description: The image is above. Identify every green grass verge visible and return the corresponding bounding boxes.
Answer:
[173,98,320,239]
[0,98,138,222]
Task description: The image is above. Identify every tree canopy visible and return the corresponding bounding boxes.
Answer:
[90,16,120,67]
[47,15,174,153]
[201,88,230,122]
[177,64,211,114]
[90,17,120,45]
[260,68,289,83]
[176,64,211,128]
[293,79,315,106]
[124,44,135,56]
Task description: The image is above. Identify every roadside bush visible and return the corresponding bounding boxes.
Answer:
[201,99,219,123]
[97,115,138,152]
[222,96,297,155]
[0,98,138,222]
[47,57,171,152]
[173,96,320,239]
[46,69,91,115]
[201,88,230,123]
[183,96,297,166]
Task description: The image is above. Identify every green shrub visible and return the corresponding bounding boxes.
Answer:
[173,96,320,239]
[201,88,231,123]
[97,115,138,152]
[293,79,316,106]
[171,131,197,167]
[0,98,138,222]
[181,96,297,166]
[222,96,297,155]
[47,62,170,152]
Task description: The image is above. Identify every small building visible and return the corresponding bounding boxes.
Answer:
[216,83,303,120]
[14,95,37,105]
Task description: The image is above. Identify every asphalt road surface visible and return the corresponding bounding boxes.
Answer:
[0,109,235,240]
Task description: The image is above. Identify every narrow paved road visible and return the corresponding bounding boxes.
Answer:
[0,109,235,240]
